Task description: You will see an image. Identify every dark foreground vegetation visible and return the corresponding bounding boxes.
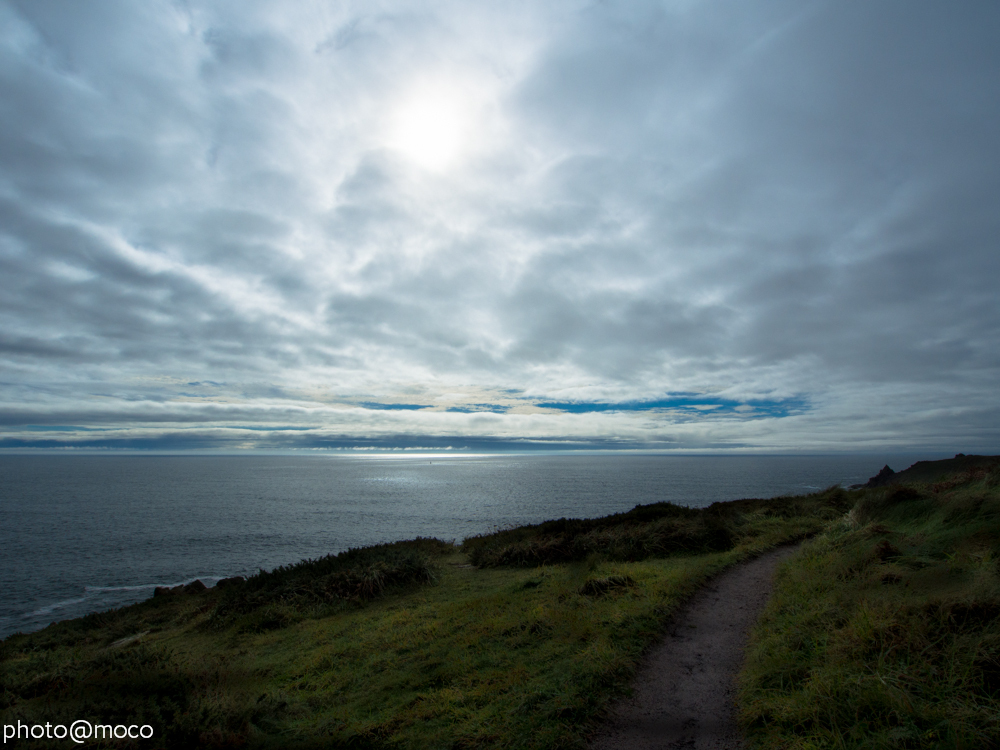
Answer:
[2,455,997,748]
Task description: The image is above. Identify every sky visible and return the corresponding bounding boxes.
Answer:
[1,0,998,453]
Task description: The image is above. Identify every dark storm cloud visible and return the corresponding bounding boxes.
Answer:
[0,0,998,452]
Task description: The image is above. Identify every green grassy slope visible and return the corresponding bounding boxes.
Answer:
[740,459,1000,749]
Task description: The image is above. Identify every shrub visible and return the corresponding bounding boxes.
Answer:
[210,538,449,627]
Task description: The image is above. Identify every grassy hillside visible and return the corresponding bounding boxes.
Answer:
[1,486,843,749]
[740,457,1000,749]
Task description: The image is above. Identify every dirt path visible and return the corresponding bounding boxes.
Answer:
[588,546,799,750]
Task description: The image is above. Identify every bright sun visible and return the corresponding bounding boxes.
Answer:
[389,87,470,171]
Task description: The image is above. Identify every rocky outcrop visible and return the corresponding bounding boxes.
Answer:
[152,579,208,597]
[215,576,245,589]
[865,465,896,488]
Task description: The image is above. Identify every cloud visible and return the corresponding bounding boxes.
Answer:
[0,0,998,452]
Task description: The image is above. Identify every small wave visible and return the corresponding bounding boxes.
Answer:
[30,596,89,617]
[84,576,224,593]
[83,576,226,592]
[24,577,228,619]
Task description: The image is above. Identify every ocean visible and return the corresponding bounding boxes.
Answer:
[0,452,932,639]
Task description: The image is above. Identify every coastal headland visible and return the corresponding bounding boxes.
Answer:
[2,455,998,748]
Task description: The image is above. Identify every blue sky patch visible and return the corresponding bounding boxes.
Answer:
[21,425,108,432]
[534,396,807,418]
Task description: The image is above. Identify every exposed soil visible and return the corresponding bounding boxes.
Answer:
[589,546,799,750]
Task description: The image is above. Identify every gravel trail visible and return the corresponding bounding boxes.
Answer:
[588,545,798,750]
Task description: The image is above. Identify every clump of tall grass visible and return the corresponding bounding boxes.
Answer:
[740,466,1000,749]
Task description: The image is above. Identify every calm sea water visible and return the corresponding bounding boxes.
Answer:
[0,453,933,638]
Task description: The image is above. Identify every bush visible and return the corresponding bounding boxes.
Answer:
[464,512,735,568]
[210,537,450,626]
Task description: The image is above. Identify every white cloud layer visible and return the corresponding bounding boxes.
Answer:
[1,0,998,452]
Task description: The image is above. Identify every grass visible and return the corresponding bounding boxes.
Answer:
[739,458,1000,749]
[0,486,841,749]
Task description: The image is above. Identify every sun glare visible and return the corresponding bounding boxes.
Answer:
[389,87,470,171]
